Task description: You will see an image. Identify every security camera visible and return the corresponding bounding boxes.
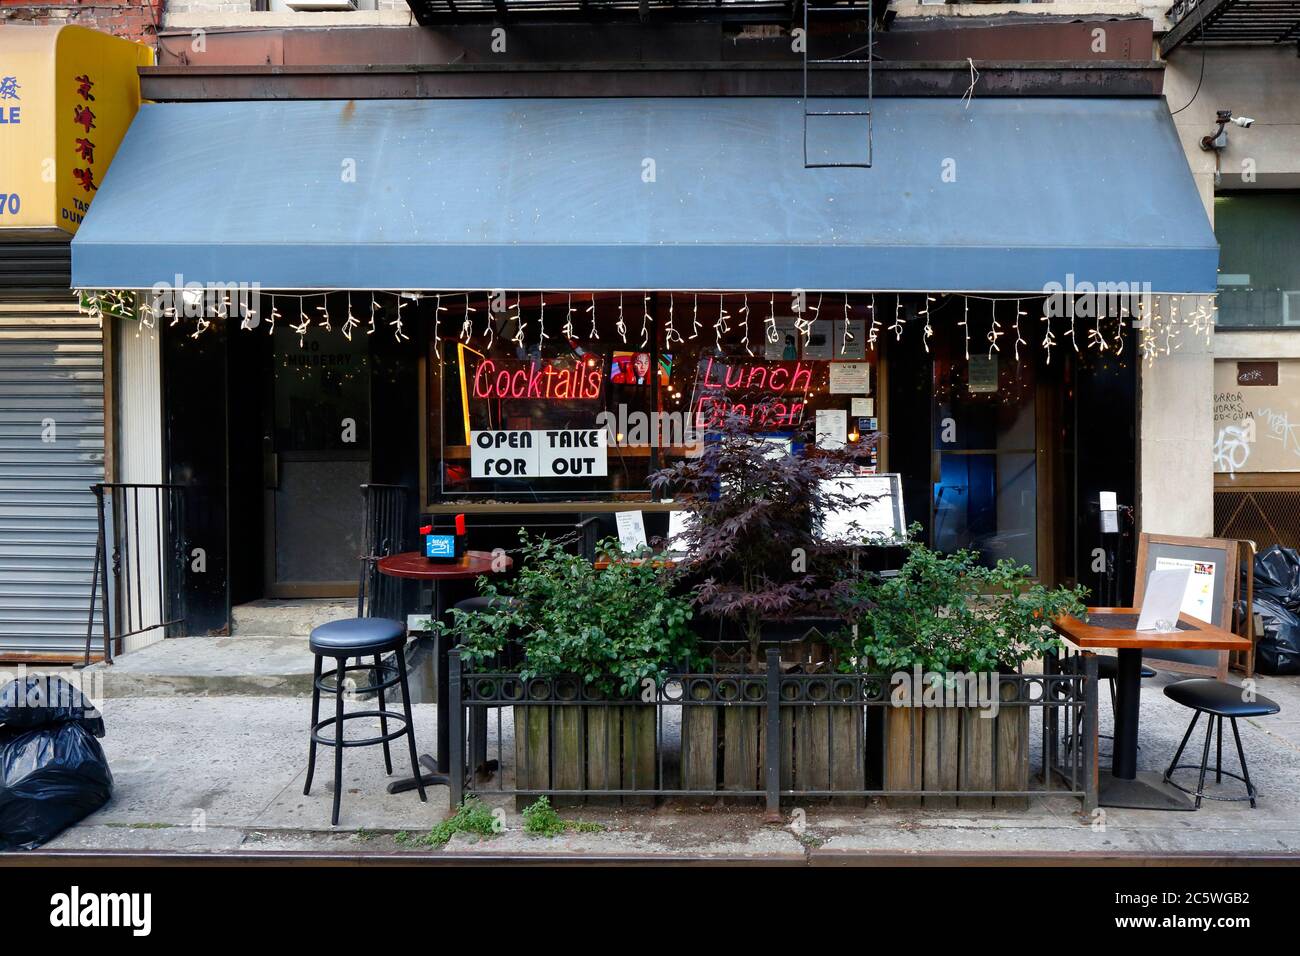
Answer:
[1200,110,1255,150]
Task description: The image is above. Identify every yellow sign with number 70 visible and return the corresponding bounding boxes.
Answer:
[0,24,152,237]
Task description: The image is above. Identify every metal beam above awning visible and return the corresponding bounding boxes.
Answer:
[72,96,1218,294]
[1162,0,1300,55]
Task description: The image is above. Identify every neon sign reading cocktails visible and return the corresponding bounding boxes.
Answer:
[472,358,604,402]
[694,356,812,428]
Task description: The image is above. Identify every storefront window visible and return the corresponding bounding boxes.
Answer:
[931,328,1038,573]
[426,293,881,506]
[1215,192,1300,329]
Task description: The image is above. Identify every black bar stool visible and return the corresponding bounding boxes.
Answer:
[1162,679,1281,809]
[304,618,427,825]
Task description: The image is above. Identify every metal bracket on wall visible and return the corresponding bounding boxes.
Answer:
[802,1,878,169]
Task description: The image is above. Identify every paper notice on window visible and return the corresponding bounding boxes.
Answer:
[615,510,648,553]
[764,319,800,361]
[829,362,871,395]
[665,509,694,555]
[815,409,847,449]
[1137,566,1193,632]
[801,324,834,360]
[968,355,998,393]
[851,397,874,418]
[1154,556,1217,625]
[832,320,867,360]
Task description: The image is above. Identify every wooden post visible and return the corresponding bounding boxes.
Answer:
[794,705,830,796]
[922,706,959,809]
[514,704,550,812]
[829,702,866,805]
[551,704,584,807]
[960,705,995,810]
[722,706,761,803]
[994,678,1030,810]
[885,705,923,808]
[621,704,657,806]
[681,684,718,794]
[586,705,619,807]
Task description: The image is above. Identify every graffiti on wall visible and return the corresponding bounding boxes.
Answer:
[1213,360,1300,473]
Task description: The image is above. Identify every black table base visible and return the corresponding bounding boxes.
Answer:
[1099,771,1195,811]
[1101,646,1195,810]
[386,754,448,795]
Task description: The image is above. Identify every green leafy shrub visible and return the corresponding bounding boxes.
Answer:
[841,526,1088,674]
[442,532,703,697]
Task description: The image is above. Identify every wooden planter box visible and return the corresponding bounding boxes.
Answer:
[513,698,656,810]
[884,678,1029,810]
[679,677,865,803]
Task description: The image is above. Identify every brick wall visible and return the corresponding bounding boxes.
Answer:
[0,1,163,44]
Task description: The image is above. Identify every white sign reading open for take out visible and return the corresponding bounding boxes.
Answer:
[471,429,608,479]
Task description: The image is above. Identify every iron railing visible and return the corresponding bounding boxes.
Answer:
[449,648,1099,812]
[82,483,188,666]
[357,483,414,620]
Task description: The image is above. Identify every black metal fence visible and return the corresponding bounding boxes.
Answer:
[83,483,188,665]
[357,483,414,621]
[449,648,1099,813]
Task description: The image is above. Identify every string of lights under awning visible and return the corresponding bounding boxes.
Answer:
[78,287,1217,367]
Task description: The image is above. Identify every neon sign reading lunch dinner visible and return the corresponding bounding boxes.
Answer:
[694,356,813,428]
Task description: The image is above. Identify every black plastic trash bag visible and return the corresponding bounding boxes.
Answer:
[1253,545,1300,607]
[1254,595,1300,676]
[0,676,112,851]
[0,674,105,736]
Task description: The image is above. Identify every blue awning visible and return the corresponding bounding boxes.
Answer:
[72,96,1217,293]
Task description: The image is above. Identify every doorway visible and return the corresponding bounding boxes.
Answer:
[262,320,371,598]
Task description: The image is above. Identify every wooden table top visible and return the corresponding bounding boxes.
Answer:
[1053,606,1251,652]
[376,550,511,580]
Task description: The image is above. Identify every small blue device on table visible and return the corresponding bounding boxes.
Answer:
[422,513,466,562]
[425,534,459,560]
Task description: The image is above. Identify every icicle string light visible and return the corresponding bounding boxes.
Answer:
[563,293,576,341]
[919,294,935,353]
[79,288,1177,376]
[740,293,752,356]
[959,297,970,359]
[640,293,651,349]
[840,295,855,356]
[867,294,880,351]
[1013,299,1027,361]
[890,295,905,341]
[987,299,1003,357]
[343,292,359,341]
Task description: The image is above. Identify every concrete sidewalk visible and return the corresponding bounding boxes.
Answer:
[22,667,1300,862]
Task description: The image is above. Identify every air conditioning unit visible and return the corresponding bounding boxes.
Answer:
[284,0,358,10]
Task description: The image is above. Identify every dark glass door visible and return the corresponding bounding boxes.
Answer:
[263,320,371,597]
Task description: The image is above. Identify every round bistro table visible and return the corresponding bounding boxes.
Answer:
[376,550,512,794]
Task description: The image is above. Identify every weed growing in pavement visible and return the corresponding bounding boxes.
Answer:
[521,796,606,838]
[397,797,500,848]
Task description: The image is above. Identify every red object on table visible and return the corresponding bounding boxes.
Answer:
[454,513,467,536]
[377,549,508,580]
